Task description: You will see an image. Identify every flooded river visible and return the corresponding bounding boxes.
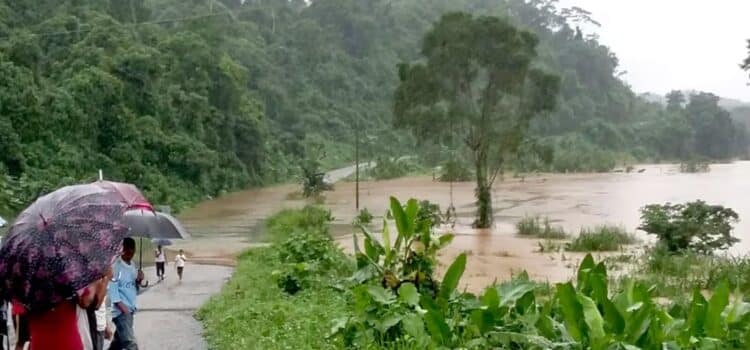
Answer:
[177,161,750,289]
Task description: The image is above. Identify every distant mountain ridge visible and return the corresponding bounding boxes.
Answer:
[639,91,750,111]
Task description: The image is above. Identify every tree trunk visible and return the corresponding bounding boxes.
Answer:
[473,149,493,228]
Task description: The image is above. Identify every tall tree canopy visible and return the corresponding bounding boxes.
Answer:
[0,0,745,216]
[394,13,559,228]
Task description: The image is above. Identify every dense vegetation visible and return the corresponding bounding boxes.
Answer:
[202,199,750,349]
[1,0,747,218]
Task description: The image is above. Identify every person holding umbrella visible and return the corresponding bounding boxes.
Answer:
[0,181,154,350]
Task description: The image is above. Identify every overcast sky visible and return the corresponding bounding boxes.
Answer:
[557,0,750,101]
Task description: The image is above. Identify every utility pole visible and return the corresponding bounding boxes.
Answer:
[355,123,360,210]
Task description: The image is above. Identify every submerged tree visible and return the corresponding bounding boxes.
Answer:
[394,12,560,228]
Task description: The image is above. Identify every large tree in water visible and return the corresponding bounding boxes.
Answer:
[394,12,559,228]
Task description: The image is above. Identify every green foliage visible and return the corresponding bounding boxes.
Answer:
[439,158,472,182]
[639,201,740,254]
[353,208,374,226]
[637,246,750,296]
[516,215,568,239]
[394,12,560,228]
[680,158,711,173]
[352,198,452,292]
[368,157,416,181]
[300,141,333,197]
[264,205,334,242]
[416,200,442,228]
[203,197,750,349]
[199,248,350,349]
[0,1,743,215]
[566,225,638,252]
[548,135,622,172]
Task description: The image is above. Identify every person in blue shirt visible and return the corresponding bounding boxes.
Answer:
[108,237,144,350]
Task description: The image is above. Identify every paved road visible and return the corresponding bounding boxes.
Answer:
[131,265,233,350]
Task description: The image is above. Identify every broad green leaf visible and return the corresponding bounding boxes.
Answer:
[577,254,596,288]
[364,238,380,262]
[438,233,454,248]
[624,303,653,344]
[481,285,499,308]
[376,313,403,333]
[405,198,419,225]
[424,310,451,345]
[705,280,730,337]
[402,313,426,340]
[601,298,625,335]
[686,288,708,338]
[328,317,348,337]
[439,253,467,300]
[556,282,584,342]
[367,285,395,305]
[515,291,536,314]
[724,301,750,326]
[577,293,606,341]
[382,217,391,254]
[390,197,411,238]
[470,309,493,333]
[350,264,378,284]
[497,279,536,307]
[399,283,420,306]
[536,315,557,339]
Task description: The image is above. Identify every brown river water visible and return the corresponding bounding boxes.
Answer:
[176,161,750,291]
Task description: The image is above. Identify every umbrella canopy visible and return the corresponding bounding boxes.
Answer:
[0,181,152,312]
[151,238,173,247]
[123,210,190,240]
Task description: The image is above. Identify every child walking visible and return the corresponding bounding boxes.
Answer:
[175,250,187,282]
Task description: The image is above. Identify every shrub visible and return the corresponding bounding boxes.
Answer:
[353,208,374,226]
[369,157,414,180]
[515,216,567,239]
[639,200,739,254]
[265,205,334,241]
[679,159,710,173]
[566,225,638,252]
[416,200,442,228]
[299,140,334,197]
[438,158,472,182]
[273,237,349,294]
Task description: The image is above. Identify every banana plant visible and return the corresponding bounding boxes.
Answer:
[353,197,454,293]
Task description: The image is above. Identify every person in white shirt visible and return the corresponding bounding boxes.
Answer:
[77,267,115,350]
[154,246,166,281]
[175,250,187,281]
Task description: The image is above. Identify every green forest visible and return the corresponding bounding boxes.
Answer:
[1,0,748,215]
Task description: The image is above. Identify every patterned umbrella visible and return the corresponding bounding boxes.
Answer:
[0,181,152,312]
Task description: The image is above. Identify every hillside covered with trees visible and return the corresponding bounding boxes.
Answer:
[0,0,746,214]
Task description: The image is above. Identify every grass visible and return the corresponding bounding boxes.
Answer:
[566,225,638,252]
[263,205,333,242]
[197,248,349,350]
[515,215,568,239]
[621,247,750,297]
[199,206,352,349]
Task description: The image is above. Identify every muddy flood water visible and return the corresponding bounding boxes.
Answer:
[177,161,750,291]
